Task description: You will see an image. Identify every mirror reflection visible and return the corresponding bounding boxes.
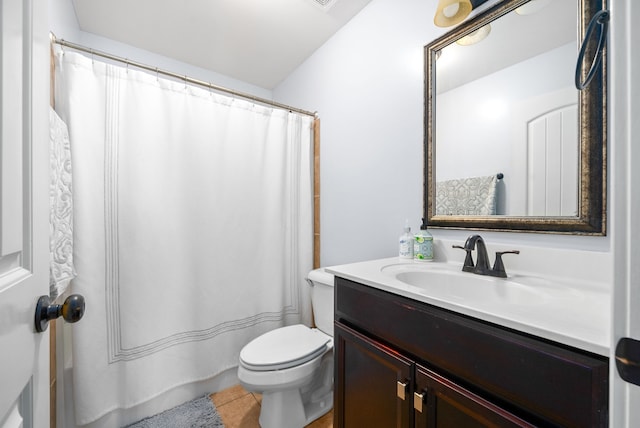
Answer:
[434,0,577,217]
[425,0,606,235]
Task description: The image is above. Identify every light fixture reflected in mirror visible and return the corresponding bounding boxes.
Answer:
[456,24,491,45]
[434,0,472,27]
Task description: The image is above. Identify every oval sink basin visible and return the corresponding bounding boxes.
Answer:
[381,263,574,306]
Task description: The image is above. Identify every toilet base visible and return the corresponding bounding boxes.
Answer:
[259,389,305,428]
[303,389,333,425]
[258,388,333,428]
[241,351,334,428]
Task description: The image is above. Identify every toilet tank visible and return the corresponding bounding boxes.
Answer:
[307,268,335,337]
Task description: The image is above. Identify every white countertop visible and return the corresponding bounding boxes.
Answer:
[327,257,610,356]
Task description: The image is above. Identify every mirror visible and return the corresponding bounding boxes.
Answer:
[424,0,607,234]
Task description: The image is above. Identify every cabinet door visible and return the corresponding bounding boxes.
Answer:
[335,323,413,428]
[414,365,535,428]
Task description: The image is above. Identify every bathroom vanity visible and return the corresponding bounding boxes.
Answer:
[329,258,609,427]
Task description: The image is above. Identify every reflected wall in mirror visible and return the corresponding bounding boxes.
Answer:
[424,0,607,234]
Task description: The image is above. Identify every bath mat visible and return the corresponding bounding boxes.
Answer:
[125,395,224,428]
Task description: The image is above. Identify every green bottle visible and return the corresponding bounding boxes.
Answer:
[413,218,433,261]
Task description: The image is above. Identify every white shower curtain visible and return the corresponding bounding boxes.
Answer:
[54,52,314,426]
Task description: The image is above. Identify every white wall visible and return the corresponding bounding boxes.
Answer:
[273,0,611,267]
[274,0,433,265]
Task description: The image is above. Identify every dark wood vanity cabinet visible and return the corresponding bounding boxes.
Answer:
[334,277,609,428]
[335,323,413,427]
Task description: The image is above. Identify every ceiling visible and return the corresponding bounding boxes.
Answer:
[71,0,373,89]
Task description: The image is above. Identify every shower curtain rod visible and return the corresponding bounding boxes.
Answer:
[50,33,318,118]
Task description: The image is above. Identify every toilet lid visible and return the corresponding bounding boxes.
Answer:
[240,324,330,371]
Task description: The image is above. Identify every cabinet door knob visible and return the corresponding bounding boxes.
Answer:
[396,380,408,400]
[414,391,425,412]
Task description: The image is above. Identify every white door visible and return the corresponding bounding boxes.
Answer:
[0,0,50,427]
[611,1,640,427]
[511,87,578,217]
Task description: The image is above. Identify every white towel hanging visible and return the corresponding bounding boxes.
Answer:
[49,107,76,298]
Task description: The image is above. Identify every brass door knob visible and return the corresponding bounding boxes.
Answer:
[34,294,85,333]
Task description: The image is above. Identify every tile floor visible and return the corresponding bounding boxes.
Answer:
[210,384,333,428]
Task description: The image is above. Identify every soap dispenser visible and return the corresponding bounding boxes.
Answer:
[414,218,433,261]
[399,220,414,259]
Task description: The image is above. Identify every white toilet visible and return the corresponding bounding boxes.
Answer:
[237,268,335,428]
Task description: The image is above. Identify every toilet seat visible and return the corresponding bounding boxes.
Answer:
[240,324,330,371]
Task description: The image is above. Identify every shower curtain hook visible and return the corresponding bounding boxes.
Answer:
[156,67,159,82]
[90,48,94,64]
[184,75,188,90]
[125,59,130,73]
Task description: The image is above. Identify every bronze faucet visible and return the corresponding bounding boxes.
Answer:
[453,235,519,278]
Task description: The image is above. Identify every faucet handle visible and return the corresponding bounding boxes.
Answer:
[492,250,520,278]
[452,245,475,271]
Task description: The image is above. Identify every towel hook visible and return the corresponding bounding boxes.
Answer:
[575,9,609,90]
